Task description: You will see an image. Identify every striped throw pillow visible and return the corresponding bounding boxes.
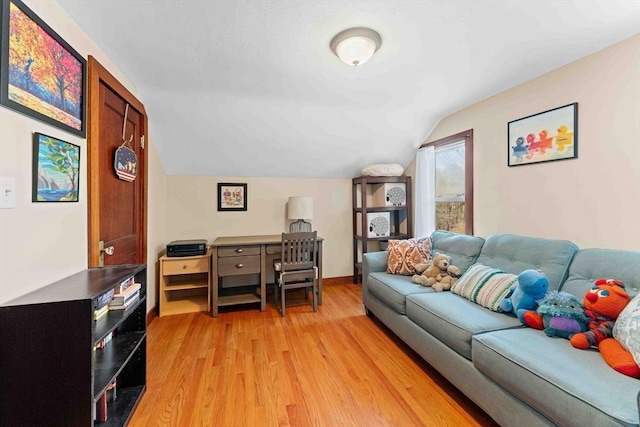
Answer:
[451,263,517,311]
[386,237,432,275]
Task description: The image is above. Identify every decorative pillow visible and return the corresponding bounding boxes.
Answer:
[362,163,404,177]
[451,263,518,311]
[613,293,640,366]
[386,237,432,275]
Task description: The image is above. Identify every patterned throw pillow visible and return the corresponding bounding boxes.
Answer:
[386,237,432,275]
[613,293,640,366]
[451,263,518,311]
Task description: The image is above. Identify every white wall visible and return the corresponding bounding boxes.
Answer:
[407,34,640,251]
[0,0,166,309]
[166,176,353,278]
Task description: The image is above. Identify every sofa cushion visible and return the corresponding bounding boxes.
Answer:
[367,272,433,314]
[475,234,578,291]
[473,328,640,427]
[614,293,640,366]
[560,248,640,300]
[430,231,485,273]
[405,292,522,360]
[451,263,518,311]
[386,237,432,275]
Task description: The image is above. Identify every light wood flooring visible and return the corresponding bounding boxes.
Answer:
[130,282,498,426]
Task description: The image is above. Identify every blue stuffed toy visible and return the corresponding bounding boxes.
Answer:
[499,269,549,323]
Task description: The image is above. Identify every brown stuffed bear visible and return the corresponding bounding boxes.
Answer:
[412,253,461,292]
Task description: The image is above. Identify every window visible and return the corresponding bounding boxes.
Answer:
[416,129,473,235]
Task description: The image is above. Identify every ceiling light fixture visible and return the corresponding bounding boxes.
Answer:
[330,27,382,67]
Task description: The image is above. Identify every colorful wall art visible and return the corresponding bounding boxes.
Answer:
[508,103,578,166]
[32,132,80,202]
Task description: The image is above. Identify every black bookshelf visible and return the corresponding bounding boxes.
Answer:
[0,265,147,427]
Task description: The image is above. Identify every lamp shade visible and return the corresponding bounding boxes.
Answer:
[288,196,313,220]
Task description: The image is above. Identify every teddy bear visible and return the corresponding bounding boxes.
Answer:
[569,279,640,378]
[522,290,589,338]
[412,252,461,292]
[499,269,549,323]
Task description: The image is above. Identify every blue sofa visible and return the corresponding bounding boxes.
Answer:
[362,231,640,427]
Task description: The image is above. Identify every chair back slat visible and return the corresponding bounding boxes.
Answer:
[281,231,317,272]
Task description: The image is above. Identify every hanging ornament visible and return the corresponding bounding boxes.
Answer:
[113,104,138,182]
[114,145,138,182]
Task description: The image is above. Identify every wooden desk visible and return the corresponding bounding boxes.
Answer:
[210,234,324,317]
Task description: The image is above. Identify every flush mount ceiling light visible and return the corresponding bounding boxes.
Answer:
[330,27,382,67]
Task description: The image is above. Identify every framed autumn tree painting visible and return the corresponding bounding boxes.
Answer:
[0,0,86,137]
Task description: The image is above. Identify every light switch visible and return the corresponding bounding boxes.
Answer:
[0,177,16,209]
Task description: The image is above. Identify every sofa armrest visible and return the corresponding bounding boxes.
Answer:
[363,251,388,275]
[362,251,388,303]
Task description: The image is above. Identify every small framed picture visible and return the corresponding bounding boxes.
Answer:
[508,103,578,167]
[32,132,80,202]
[217,183,247,211]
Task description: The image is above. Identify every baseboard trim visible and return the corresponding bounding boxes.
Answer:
[147,306,157,325]
[323,276,355,286]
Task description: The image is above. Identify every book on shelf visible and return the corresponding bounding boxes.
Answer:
[109,290,140,310]
[93,304,109,320]
[93,332,113,350]
[113,282,141,301]
[118,276,135,293]
[94,288,115,311]
[96,391,108,422]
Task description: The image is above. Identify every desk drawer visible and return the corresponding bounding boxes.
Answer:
[162,257,209,275]
[218,246,260,257]
[218,255,260,276]
[266,244,281,255]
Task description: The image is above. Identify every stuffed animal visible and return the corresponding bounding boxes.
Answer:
[569,279,639,378]
[499,269,549,323]
[522,290,589,338]
[412,253,461,292]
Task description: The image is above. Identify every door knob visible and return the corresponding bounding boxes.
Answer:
[98,240,115,267]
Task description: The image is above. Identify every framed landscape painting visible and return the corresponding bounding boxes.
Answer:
[32,132,80,202]
[1,0,86,137]
[508,103,578,167]
[218,183,247,211]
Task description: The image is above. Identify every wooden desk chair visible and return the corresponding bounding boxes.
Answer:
[273,231,318,317]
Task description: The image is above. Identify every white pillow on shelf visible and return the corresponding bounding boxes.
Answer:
[361,163,404,177]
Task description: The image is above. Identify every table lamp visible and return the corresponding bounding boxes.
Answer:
[288,196,313,232]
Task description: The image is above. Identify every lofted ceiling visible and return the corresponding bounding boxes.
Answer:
[56,0,640,178]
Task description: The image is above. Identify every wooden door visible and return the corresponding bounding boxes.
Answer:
[87,56,147,267]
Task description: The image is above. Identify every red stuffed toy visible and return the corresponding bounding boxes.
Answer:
[569,279,640,378]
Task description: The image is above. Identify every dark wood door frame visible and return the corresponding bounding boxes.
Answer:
[87,56,148,267]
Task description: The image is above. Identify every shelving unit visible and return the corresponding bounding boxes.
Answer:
[0,265,147,427]
[159,249,212,316]
[352,175,412,283]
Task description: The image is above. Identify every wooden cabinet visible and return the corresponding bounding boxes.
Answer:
[159,249,212,316]
[0,265,147,427]
[352,176,412,282]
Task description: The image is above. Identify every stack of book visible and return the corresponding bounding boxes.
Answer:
[109,282,141,310]
[94,288,115,320]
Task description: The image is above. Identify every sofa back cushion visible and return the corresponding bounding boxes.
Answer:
[560,248,640,299]
[475,234,578,291]
[430,231,484,274]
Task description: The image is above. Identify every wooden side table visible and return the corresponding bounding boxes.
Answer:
[159,249,212,316]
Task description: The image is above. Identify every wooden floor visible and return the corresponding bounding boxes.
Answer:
[130,282,498,426]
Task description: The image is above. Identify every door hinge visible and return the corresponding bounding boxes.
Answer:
[141,135,145,150]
